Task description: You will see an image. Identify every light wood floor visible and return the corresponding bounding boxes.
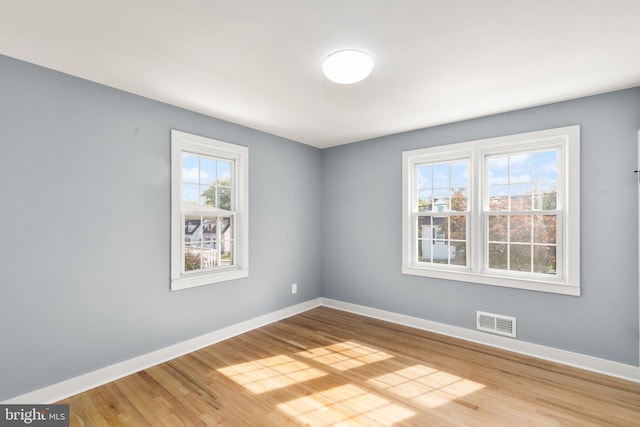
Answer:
[60,307,640,426]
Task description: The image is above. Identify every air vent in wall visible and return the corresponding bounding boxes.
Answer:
[477,311,516,337]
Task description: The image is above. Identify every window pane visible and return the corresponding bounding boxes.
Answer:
[450,215,466,240]
[488,243,508,269]
[542,188,557,210]
[182,184,200,204]
[218,186,232,210]
[202,217,218,269]
[217,160,232,181]
[183,215,235,273]
[182,154,200,184]
[450,188,467,211]
[510,245,531,272]
[534,183,557,210]
[201,219,217,248]
[487,157,508,185]
[533,150,558,211]
[433,239,449,264]
[451,242,466,266]
[184,250,202,271]
[418,190,433,212]
[488,215,508,242]
[201,249,217,269]
[417,216,431,238]
[533,215,556,244]
[488,185,509,211]
[509,215,531,243]
[534,245,556,274]
[433,189,449,211]
[220,241,233,266]
[417,165,432,189]
[416,214,467,267]
[185,215,202,243]
[184,215,204,272]
[220,216,233,240]
[433,163,449,188]
[201,184,217,208]
[533,150,558,182]
[433,216,447,240]
[510,183,532,210]
[418,239,431,262]
[200,157,216,186]
[509,153,532,183]
[450,161,468,188]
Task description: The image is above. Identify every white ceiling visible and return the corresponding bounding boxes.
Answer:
[1,1,639,149]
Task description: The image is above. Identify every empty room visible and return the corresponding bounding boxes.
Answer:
[1,1,640,426]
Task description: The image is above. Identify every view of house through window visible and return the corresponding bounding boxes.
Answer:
[416,160,469,266]
[402,125,580,295]
[171,130,249,291]
[181,153,234,272]
[183,215,233,271]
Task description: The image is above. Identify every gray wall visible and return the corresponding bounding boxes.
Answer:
[1,53,639,401]
[322,87,640,366]
[0,55,323,401]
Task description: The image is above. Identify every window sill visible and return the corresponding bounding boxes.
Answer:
[401,265,580,296]
[171,267,249,291]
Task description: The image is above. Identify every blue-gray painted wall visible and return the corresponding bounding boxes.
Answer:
[0,55,323,401]
[322,87,640,366]
[0,53,638,401]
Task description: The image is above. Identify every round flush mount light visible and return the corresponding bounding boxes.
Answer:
[322,49,374,84]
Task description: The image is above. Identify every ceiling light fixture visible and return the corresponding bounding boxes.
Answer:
[322,49,374,84]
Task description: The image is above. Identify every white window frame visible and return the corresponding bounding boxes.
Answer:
[402,125,580,296]
[171,130,249,291]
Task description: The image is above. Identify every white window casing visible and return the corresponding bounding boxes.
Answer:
[171,130,249,291]
[402,125,580,296]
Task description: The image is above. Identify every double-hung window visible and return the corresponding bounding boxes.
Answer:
[402,126,580,295]
[171,130,248,291]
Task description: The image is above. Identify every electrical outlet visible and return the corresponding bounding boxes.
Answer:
[291,283,297,294]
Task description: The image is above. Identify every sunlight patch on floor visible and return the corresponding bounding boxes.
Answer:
[295,340,394,371]
[216,340,484,425]
[277,383,416,426]
[216,354,326,393]
[368,364,485,409]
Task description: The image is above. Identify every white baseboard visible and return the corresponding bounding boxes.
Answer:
[4,296,638,404]
[320,298,640,384]
[3,298,323,404]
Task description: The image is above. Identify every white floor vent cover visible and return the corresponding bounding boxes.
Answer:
[477,311,516,337]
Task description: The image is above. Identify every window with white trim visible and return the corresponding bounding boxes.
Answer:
[402,126,580,295]
[171,130,248,291]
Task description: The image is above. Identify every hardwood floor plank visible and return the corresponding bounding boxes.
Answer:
[86,387,125,427]
[59,307,640,426]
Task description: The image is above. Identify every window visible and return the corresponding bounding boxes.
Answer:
[416,160,470,267]
[171,130,248,291]
[402,126,580,295]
